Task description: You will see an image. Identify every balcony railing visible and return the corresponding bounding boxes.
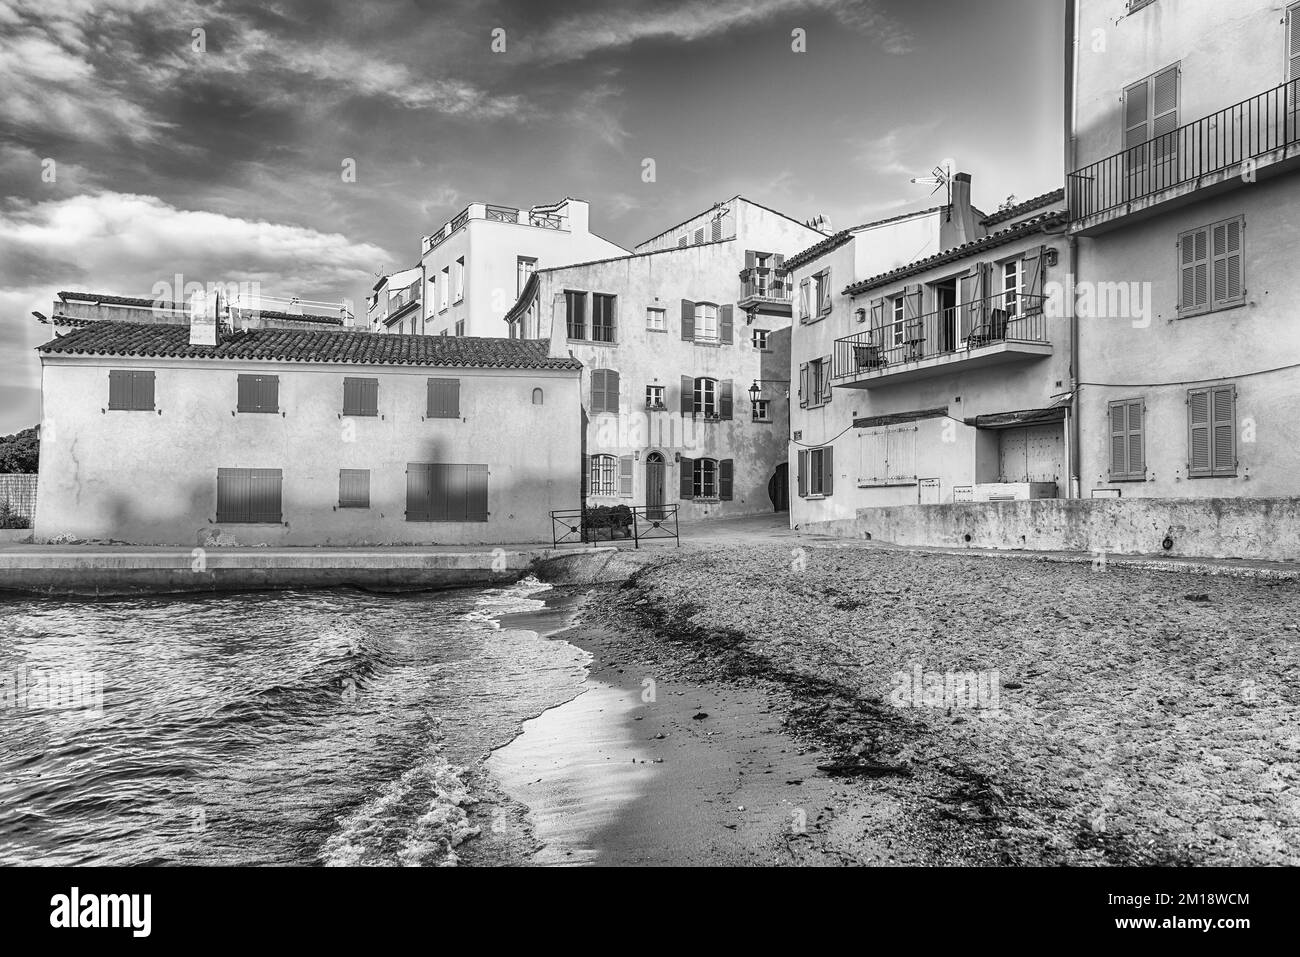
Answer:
[485,204,520,223]
[1069,79,1300,222]
[833,292,1048,381]
[740,278,792,302]
[426,203,570,251]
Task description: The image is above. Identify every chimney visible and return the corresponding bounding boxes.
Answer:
[189,288,218,346]
[287,296,303,315]
[942,172,981,249]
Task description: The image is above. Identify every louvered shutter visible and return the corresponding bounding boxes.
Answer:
[719,380,733,421]
[680,299,695,340]
[589,369,606,414]
[1151,66,1179,170]
[339,469,370,508]
[797,450,808,498]
[108,370,130,410]
[720,305,734,344]
[247,469,282,523]
[605,370,620,413]
[466,465,489,521]
[694,227,704,244]
[719,459,734,501]
[1178,227,1209,314]
[406,464,431,521]
[1211,218,1244,308]
[618,456,634,497]
[132,371,155,410]
[1109,402,1128,476]
[798,362,809,408]
[821,447,834,496]
[1123,77,1151,171]
[680,375,694,415]
[679,457,694,500]
[903,284,923,343]
[427,378,460,418]
[1290,3,1300,82]
[1211,386,1236,476]
[1188,388,1212,475]
[711,218,722,242]
[1127,401,1145,476]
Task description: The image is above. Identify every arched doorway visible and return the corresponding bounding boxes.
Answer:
[768,463,789,512]
[646,452,666,519]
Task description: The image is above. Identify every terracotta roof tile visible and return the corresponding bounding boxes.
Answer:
[979,188,1066,227]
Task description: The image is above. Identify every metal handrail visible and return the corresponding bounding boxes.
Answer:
[550,505,680,549]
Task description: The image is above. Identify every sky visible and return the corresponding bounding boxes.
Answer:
[0,0,1065,434]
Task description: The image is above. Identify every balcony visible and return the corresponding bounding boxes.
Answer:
[832,292,1051,389]
[738,269,793,314]
[424,202,569,253]
[1069,79,1300,233]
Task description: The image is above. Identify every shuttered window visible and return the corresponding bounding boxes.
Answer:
[342,377,379,416]
[718,459,733,501]
[590,369,620,414]
[1108,399,1146,480]
[1124,65,1178,173]
[692,377,717,416]
[692,458,718,498]
[858,427,918,485]
[426,378,460,418]
[801,358,832,408]
[339,469,371,508]
[406,463,489,522]
[1179,217,1244,316]
[1188,385,1236,477]
[591,293,617,343]
[237,374,279,413]
[798,447,834,497]
[216,468,282,523]
[1291,3,1300,82]
[589,455,618,495]
[618,455,634,497]
[107,370,156,411]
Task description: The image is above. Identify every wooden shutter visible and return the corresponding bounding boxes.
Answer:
[797,450,808,498]
[427,378,460,418]
[720,305,734,344]
[679,457,694,499]
[680,299,695,340]
[339,469,370,508]
[798,362,809,408]
[694,227,704,244]
[1109,400,1143,478]
[1123,76,1150,166]
[959,265,987,339]
[108,370,130,409]
[799,279,811,322]
[1211,386,1236,476]
[1151,65,1179,165]
[590,369,606,414]
[1290,3,1300,82]
[719,459,734,501]
[903,285,922,341]
[744,250,756,269]
[406,463,431,520]
[1022,246,1045,313]
[466,464,489,521]
[869,298,885,343]
[237,374,278,413]
[343,377,378,416]
[246,469,282,523]
[618,455,634,497]
[581,454,590,497]
[605,369,620,413]
[1127,401,1144,476]
[680,375,694,415]
[1109,402,1127,477]
[1178,227,1210,314]
[819,269,832,315]
[719,380,733,420]
[711,218,722,242]
[1211,218,1244,308]
[820,356,833,404]
[131,371,155,410]
[1188,388,1212,475]
[821,446,834,497]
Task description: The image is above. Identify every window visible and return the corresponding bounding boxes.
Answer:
[339,469,370,508]
[798,358,832,409]
[815,269,832,316]
[695,303,718,342]
[1188,385,1236,477]
[858,427,917,485]
[752,328,770,350]
[646,307,666,331]
[1002,259,1024,315]
[752,399,772,423]
[517,256,536,295]
[679,457,733,501]
[891,296,906,346]
[589,454,618,496]
[1179,217,1244,316]
[1124,65,1179,173]
[1108,398,1145,480]
[565,290,587,340]
[710,217,722,242]
[693,377,717,416]
[108,370,155,411]
[592,293,616,342]
[440,267,450,310]
[797,447,834,498]
[455,319,465,336]
[454,257,465,302]
[532,388,544,405]
[406,462,488,522]
[693,458,717,498]
[216,468,282,523]
[678,236,687,248]
[426,377,460,418]
[342,377,378,416]
[590,368,620,414]
[646,384,665,410]
[237,374,279,413]
[694,227,705,244]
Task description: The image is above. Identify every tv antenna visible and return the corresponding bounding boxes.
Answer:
[910,159,956,220]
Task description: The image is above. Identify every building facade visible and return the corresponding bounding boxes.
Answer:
[788,178,1076,527]
[415,197,629,339]
[1069,0,1300,498]
[35,319,582,546]
[367,266,423,335]
[506,197,825,519]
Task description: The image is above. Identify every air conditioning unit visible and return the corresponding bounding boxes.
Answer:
[972,482,1058,502]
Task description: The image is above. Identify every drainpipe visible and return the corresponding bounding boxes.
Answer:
[1065,0,1082,500]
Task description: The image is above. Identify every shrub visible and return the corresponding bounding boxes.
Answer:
[0,497,31,529]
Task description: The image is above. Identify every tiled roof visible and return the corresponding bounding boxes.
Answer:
[38,321,581,371]
[979,189,1066,227]
[843,210,1068,297]
[782,205,946,273]
[56,291,344,325]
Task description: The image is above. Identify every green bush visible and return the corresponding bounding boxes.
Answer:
[583,505,633,540]
[0,497,31,529]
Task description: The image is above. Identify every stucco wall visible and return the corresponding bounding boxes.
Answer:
[804,496,1300,562]
[35,357,581,545]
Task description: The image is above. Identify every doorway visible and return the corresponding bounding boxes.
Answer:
[646,452,665,518]
[933,278,958,354]
[768,462,789,512]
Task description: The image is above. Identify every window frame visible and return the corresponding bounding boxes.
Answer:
[752,399,772,423]
[645,384,665,410]
[590,454,619,496]
[646,306,666,332]
[692,457,718,499]
[1107,397,1146,482]
[1187,384,1237,478]
[694,302,719,343]
[752,328,770,350]
[693,376,718,417]
[1178,216,1245,317]
[565,289,588,341]
[107,369,156,412]
[591,292,617,343]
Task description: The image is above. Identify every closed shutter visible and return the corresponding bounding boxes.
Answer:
[679,457,694,500]
[217,468,282,523]
[680,375,694,415]
[820,356,833,404]
[694,227,704,244]
[1291,3,1300,83]
[1178,227,1210,314]
[821,446,834,497]
[711,217,722,242]
[719,380,733,421]
[1151,66,1179,166]
[605,370,620,413]
[132,371,155,410]
[1211,218,1244,308]
[109,370,130,410]
[680,299,695,341]
[720,305,734,344]
[719,459,734,501]
[744,250,756,269]
[618,455,634,497]
[1109,402,1128,477]
[798,362,809,408]
[1109,399,1144,478]
[1127,401,1145,476]
[797,450,808,498]
[590,369,606,414]
[581,454,590,497]
[1188,389,1213,475]
[406,463,432,521]
[238,374,278,413]
[465,465,489,522]
[1021,246,1045,313]
[339,468,370,507]
[1211,386,1236,476]
[343,377,378,416]
[427,378,460,418]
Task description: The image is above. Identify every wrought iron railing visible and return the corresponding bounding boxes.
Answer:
[741,278,792,302]
[550,505,680,549]
[485,204,520,223]
[528,212,563,229]
[1069,79,1300,221]
[833,292,1048,380]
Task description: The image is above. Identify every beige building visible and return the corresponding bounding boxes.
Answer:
[1069,0,1300,498]
[788,177,1072,527]
[506,197,825,518]
[35,316,582,546]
